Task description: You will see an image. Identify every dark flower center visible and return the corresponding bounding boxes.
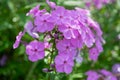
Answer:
[43,20,47,22]
[60,16,63,18]
[64,61,67,64]
[34,49,38,52]
[66,46,69,49]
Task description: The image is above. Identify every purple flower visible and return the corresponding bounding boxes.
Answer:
[112,64,120,74]
[86,69,117,80]
[56,39,76,57]
[75,54,83,64]
[89,48,100,61]
[26,5,46,17]
[55,53,74,74]
[70,35,83,48]
[84,32,95,48]
[46,0,57,9]
[58,24,79,39]
[95,39,103,53]
[84,0,115,9]
[50,7,70,25]
[0,55,7,67]
[24,21,39,38]
[26,40,45,62]
[34,13,55,33]
[100,69,117,80]
[86,70,100,80]
[13,31,24,49]
[87,18,103,37]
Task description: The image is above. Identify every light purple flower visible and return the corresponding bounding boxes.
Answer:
[95,39,103,53]
[56,39,76,57]
[50,6,70,25]
[26,40,45,62]
[75,54,83,64]
[85,0,115,9]
[87,18,103,37]
[55,53,74,74]
[24,21,39,38]
[58,24,79,39]
[89,47,100,61]
[100,69,117,80]
[26,5,46,17]
[46,0,57,9]
[112,64,120,74]
[13,31,24,49]
[0,54,7,67]
[86,70,100,80]
[70,35,83,48]
[34,13,55,33]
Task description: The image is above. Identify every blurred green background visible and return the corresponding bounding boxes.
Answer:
[0,0,120,80]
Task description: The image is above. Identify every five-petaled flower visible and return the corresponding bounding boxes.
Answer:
[55,53,74,74]
[26,40,45,62]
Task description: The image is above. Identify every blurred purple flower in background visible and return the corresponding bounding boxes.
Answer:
[86,70,100,80]
[86,69,118,80]
[85,0,115,9]
[112,64,120,74]
[0,55,7,67]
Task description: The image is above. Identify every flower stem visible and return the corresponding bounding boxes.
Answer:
[25,62,38,80]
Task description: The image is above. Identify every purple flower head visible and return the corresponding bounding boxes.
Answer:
[56,39,76,57]
[0,55,7,67]
[89,47,100,61]
[95,39,103,53]
[85,1,91,8]
[100,69,117,80]
[26,40,45,62]
[84,32,95,48]
[35,13,55,33]
[85,0,115,9]
[26,5,46,17]
[50,6,70,25]
[112,64,120,74]
[24,21,39,38]
[70,35,83,48]
[87,18,103,37]
[94,0,103,9]
[58,24,79,39]
[13,31,24,49]
[46,0,57,9]
[75,51,83,64]
[86,70,100,80]
[55,53,74,74]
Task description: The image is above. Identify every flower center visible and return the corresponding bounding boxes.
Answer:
[43,20,47,22]
[64,61,67,64]
[34,49,38,52]
[59,15,63,18]
[66,46,69,49]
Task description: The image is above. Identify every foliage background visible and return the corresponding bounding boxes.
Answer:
[0,0,120,80]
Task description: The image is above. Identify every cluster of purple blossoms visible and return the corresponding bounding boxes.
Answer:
[86,63,120,80]
[85,0,115,9]
[86,69,117,80]
[13,0,104,74]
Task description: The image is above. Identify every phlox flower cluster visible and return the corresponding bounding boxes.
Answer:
[86,67,119,80]
[13,0,104,74]
[85,0,115,9]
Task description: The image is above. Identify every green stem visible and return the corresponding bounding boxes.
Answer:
[25,62,38,80]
